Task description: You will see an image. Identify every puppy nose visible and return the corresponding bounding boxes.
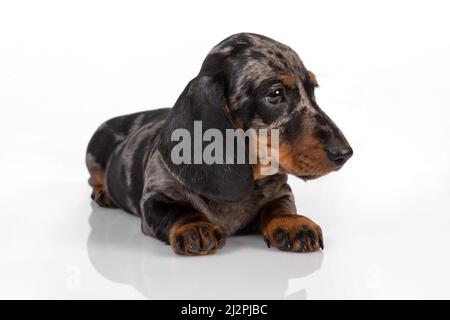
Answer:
[326,146,353,166]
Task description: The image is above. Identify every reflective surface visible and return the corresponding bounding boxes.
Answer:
[1,175,450,299]
[1,0,450,299]
[87,204,323,299]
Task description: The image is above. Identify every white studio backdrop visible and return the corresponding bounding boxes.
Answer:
[0,0,449,299]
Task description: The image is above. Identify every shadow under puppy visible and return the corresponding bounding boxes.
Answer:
[86,33,353,256]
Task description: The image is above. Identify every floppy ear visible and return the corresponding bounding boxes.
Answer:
[158,75,254,202]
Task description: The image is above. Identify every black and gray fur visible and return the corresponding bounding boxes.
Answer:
[86,33,353,255]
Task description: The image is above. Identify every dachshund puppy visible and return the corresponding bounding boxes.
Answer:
[86,33,353,255]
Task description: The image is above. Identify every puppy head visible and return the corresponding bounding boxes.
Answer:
[159,33,352,202]
[202,33,353,180]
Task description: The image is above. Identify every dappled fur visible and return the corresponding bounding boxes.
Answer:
[86,33,352,255]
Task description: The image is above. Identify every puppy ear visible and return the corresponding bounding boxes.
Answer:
[158,75,254,202]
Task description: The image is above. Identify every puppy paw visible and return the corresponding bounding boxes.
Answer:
[169,221,225,256]
[263,215,323,252]
[91,189,117,208]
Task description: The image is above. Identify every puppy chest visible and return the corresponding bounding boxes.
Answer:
[205,199,262,236]
[203,177,287,235]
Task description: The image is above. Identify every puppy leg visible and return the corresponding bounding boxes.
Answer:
[88,170,117,208]
[259,196,323,252]
[141,193,225,256]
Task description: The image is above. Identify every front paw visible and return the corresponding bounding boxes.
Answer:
[263,215,323,252]
[169,221,225,256]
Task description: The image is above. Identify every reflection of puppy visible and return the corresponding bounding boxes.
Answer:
[87,205,323,299]
[86,33,352,256]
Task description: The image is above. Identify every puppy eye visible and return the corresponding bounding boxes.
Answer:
[266,88,285,104]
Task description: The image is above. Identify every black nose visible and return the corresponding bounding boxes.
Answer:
[326,146,353,166]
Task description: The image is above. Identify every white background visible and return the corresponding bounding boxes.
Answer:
[1,0,449,299]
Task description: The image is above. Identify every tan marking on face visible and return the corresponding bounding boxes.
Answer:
[278,135,332,177]
[223,102,231,114]
[232,117,245,129]
[224,102,244,129]
[251,129,279,180]
[307,71,318,88]
[280,74,296,88]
